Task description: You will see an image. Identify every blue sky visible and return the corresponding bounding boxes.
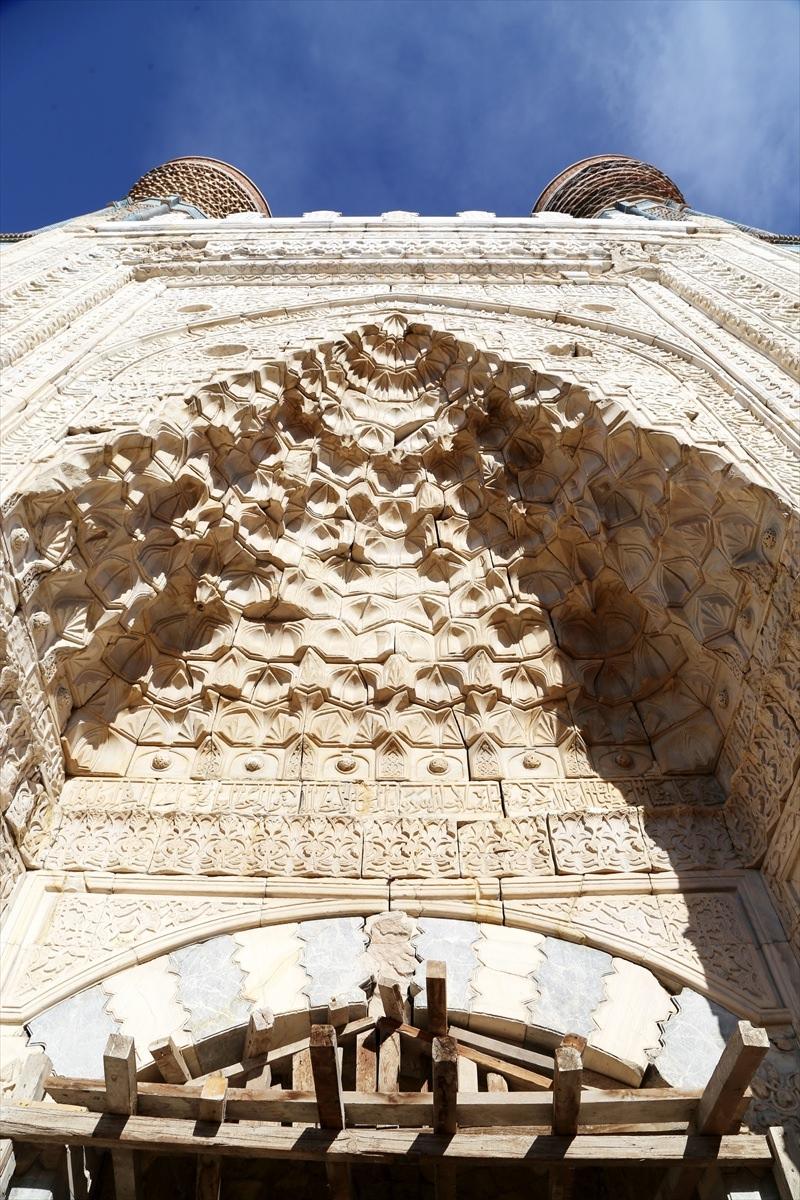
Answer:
[1,0,798,232]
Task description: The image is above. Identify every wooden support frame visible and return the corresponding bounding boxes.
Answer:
[552,1042,583,1137]
[550,1038,584,1200]
[0,1104,774,1168]
[377,975,406,1024]
[433,1033,458,1200]
[149,1037,191,1084]
[243,1008,273,1061]
[426,961,448,1037]
[42,1077,705,1128]
[384,1020,553,1090]
[432,1037,458,1137]
[767,1125,800,1200]
[5,1011,784,1199]
[309,1024,351,1199]
[195,1078,226,1200]
[194,1016,375,1087]
[654,1020,770,1200]
[103,1034,140,1200]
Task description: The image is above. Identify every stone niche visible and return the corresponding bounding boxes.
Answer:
[6,316,785,789]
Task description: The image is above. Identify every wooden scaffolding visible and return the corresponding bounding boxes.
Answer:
[1,962,796,1200]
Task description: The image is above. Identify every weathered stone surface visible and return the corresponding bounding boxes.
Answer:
[298,917,368,1006]
[656,988,738,1089]
[169,936,250,1041]
[412,918,480,1013]
[26,986,120,1077]
[0,196,797,1150]
[527,938,612,1038]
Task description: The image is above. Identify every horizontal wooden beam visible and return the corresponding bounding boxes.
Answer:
[0,1104,771,1167]
[42,1078,702,1128]
[387,1021,553,1090]
[449,1024,554,1077]
[193,1016,375,1086]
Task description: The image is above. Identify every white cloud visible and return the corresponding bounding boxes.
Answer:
[541,0,800,231]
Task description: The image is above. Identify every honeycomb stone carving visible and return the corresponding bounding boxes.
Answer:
[5,315,785,813]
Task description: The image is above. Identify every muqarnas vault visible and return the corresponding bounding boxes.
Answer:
[1,154,798,1200]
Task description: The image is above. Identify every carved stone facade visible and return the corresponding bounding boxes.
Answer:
[1,164,798,1191]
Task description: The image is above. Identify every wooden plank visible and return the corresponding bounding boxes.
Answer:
[390,1021,552,1090]
[767,1125,800,1200]
[655,1020,770,1200]
[449,1024,554,1077]
[198,1077,227,1125]
[15,1052,53,1101]
[355,1026,378,1092]
[435,1159,457,1200]
[243,1008,273,1060]
[552,1043,582,1137]
[66,1145,90,1200]
[550,1040,583,1200]
[292,1047,314,1129]
[427,961,448,1037]
[193,1016,375,1086]
[43,1077,700,1127]
[195,1156,221,1200]
[433,1030,458,1200]
[0,1104,772,1166]
[328,998,350,1032]
[109,1149,139,1200]
[487,1073,508,1094]
[310,1025,345,1131]
[245,1063,272,1092]
[104,1035,138,1117]
[378,1026,401,1095]
[326,1162,353,1200]
[149,1037,191,1084]
[378,975,406,1024]
[433,1037,458,1136]
[310,1024,351,1200]
[457,1056,478,1092]
[103,1035,139,1200]
[695,1021,769,1135]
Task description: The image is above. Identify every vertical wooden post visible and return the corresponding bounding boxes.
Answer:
[377,975,406,1024]
[768,1125,800,1200]
[378,1025,401,1094]
[310,1025,345,1130]
[103,1034,140,1200]
[310,1024,351,1200]
[66,1145,90,1200]
[549,1037,583,1200]
[433,1035,458,1200]
[457,1056,478,1092]
[243,1007,274,1060]
[655,1020,770,1200]
[433,1037,459,1132]
[356,1025,378,1091]
[427,960,448,1037]
[695,1021,770,1134]
[376,977,404,1095]
[327,997,350,1032]
[198,1076,227,1124]
[195,1157,222,1200]
[195,1076,226,1200]
[552,1042,583,1137]
[292,1042,314,1133]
